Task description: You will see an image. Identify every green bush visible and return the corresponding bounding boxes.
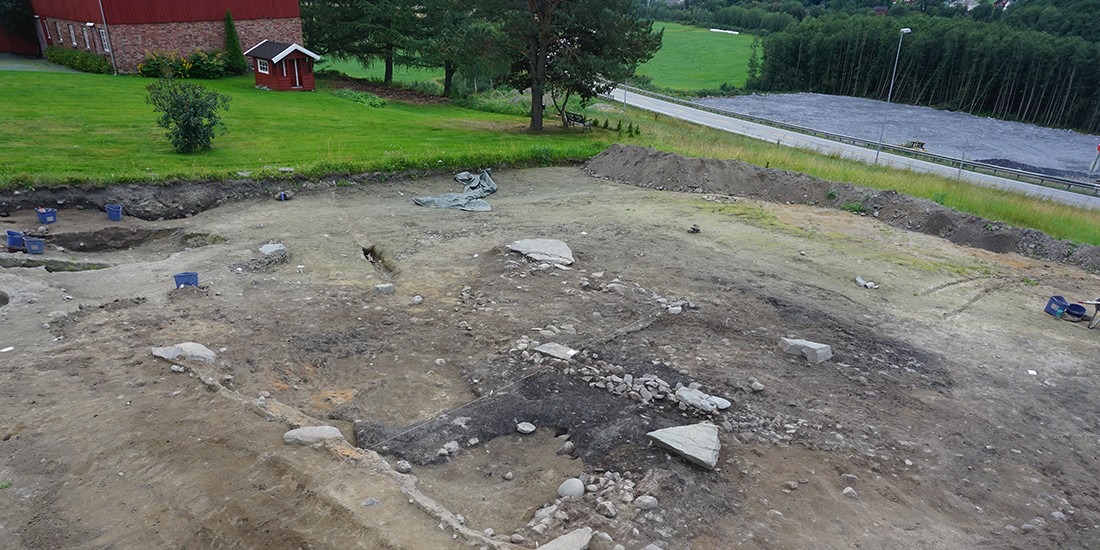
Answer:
[331,89,387,108]
[145,79,231,153]
[44,46,111,74]
[188,49,227,79]
[138,51,190,78]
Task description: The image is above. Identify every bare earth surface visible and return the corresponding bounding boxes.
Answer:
[2,146,1100,550]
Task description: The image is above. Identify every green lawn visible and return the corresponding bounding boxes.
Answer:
[315,57,444,82]
[634,22,755,90]
[0,71,605,184]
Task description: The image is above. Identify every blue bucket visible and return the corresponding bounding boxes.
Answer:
[23,237,44,254]
[6,230,23,248]
[1064,303,1087,322]
[36,208,57,224]
[173,271,199,288]
[106,205,122,221]
[1045,295,1069,317]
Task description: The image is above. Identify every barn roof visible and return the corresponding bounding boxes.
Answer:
[244,40,320,63]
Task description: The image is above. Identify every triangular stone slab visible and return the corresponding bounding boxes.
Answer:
[647,423,720,470]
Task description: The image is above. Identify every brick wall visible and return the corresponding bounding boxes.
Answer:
[42,16,303,74]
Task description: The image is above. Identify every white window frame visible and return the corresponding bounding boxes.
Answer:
[69,24,76,46]
[98,28,110,52]
[257,59,269,74]
[82,26,90,50]
[56,23,63,43]
[44,20,51,40]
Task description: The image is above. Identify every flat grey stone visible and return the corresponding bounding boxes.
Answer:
[259,243,287,255]
[373,283,395,295]
[779,337,833,363]
[508,239,574,265]
[842,486,858,499]
[152,342,216,364]
[517,422,536,434]
[540,527,592,550]
[284,426,343,445]
[395,460,413,473]
[558,478,584,498]
[535,342,578,360]
[647,423,720,470]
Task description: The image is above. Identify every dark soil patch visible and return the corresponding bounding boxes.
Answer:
[584,143,1100,271]
[323,76,451,105]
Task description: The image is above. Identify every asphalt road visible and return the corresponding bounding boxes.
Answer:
[610,87,1100,210]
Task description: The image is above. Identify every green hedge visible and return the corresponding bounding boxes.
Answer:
[45,46,111,74]
[138,49,227,79]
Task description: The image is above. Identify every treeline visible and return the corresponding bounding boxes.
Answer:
[752,13,1100,132]
[641,0,1100,41]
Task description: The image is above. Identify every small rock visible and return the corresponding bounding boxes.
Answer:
[540,527,592,550]
[688,224,701,233]
[373,283,395,295]
[842,487,858,499]
[517,422,536,434]
[782,481,799,490]
[1051,511,1066,521]
[1019,524,1036,533]
[597,500,617,518]
[510,534,526,543]
[667,306,682,314]
[558,478,585,498]
[503,471,514,480]
[362,498,380,507]
[395,460,413,473]
[841,474,859,483]
[751,381,765,392]
[634,495,659,510]
[443,440,460,454]
[284,426,343,445]
[557,441,575,455]
[259,243,287,255]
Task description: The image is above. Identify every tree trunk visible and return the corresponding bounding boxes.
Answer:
[384,43,394,83]
[444,61,456,97]
[528,23,547,131]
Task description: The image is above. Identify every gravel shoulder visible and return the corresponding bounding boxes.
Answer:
[1,150,1098,549]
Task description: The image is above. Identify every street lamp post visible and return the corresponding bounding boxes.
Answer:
[875,27,911,165]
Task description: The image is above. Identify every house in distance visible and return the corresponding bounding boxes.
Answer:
[243,40,320,91]
[28,0,304,74]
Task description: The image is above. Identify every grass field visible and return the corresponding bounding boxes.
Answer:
[3,69,1099,246]
[0,71,605,184]
[634,22,755,90]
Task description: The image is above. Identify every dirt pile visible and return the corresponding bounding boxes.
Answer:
[584,143,1100,271]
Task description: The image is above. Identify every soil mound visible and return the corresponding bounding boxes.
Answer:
[585,143,1100,271]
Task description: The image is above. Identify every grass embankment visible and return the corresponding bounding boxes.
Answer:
[2,69,1098,246]
[0,71,605,185]
[635,22,755,90]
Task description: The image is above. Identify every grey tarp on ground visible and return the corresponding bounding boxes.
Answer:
[413,169,497,211]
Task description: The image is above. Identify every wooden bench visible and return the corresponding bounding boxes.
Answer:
[565,111,591,132]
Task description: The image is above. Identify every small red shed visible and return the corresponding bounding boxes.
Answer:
[243,39,320,91]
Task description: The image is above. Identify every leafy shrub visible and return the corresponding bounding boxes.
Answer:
[145,79,231,153]
[331,89,387,108]
[44,46,111,74]
[138,51,191,78]
[188,49,227,79]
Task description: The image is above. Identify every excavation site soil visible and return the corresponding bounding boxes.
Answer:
[2,144,1099,550]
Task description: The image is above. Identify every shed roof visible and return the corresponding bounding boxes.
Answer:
[244,40,320,63]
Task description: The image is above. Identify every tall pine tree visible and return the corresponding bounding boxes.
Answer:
[225,10,248,75]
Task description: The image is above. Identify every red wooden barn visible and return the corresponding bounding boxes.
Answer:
[27,0,303,73]
[243,40,319,91]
